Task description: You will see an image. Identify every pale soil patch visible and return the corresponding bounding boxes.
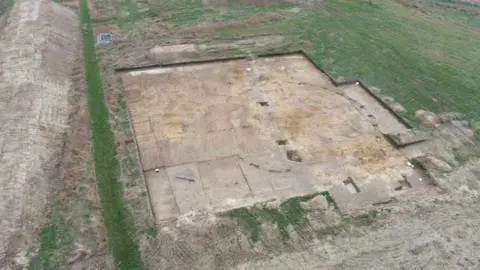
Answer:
[147,44,200,63]
[144,36,287,64]
[116,35,294,69]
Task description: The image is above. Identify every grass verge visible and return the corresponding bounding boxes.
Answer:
[227,192,392,243]
[80,0,142,269]
[27,206,73,270]
[227,192,334,242]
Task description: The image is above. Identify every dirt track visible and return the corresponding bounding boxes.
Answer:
[0,0,79,263]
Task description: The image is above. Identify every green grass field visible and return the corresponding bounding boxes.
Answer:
[214,0,480,123]
[112,0,480,123]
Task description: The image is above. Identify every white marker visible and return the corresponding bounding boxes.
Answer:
[355,82,360,85]
[155,168,160,173]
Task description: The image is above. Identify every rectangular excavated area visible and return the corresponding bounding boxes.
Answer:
[121,54,422,222]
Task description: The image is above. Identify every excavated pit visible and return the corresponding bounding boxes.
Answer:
[121,53,437,222]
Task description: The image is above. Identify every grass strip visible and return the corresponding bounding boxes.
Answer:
[79,0,142,269]
[227,192,334,242]
[27,206,72,270]
[228,192,391,243]
[0,0,14,14]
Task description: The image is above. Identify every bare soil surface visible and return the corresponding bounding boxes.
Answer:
[0,0,79,263]
[0,1,112,269]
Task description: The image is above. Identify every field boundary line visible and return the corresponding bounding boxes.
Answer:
[79,0,143,268]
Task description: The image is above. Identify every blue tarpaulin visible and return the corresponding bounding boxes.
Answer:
[97,33,113,44]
